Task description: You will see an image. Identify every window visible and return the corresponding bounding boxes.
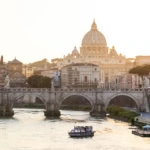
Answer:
[84,76,87,82]
[105,77,108,82]
[74,78,77,82]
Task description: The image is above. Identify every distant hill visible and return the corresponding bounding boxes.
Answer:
[28,58,51,69]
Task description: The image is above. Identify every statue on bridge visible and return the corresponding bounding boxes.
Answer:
[4,75,10,88]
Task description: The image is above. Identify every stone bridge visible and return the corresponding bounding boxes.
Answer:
[0,87,150,117]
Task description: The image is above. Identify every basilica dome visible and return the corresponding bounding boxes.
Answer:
[81,20,107,46]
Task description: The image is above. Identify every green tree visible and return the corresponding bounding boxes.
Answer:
[27,75,51,88]
[129,65,150,87]
[129,65,150,76]
[107,106,139,122]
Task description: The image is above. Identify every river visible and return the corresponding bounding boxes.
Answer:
[0,108,150,150]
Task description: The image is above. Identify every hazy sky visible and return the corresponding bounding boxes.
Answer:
[0,0,150,64]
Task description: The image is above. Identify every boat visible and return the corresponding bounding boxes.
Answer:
[68,126,95,138]
[132,125,150,137]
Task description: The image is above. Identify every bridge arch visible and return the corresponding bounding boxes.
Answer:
[14,93,47,107]
[58,93,94,111]
[105,93,139,111]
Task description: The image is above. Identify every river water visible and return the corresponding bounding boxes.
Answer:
[0,108,150,150]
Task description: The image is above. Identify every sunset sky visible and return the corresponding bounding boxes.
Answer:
[0,0,150,64]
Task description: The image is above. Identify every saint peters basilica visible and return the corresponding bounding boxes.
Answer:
[53,20,135,87]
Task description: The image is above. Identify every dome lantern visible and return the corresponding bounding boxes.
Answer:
[91,20,97,30]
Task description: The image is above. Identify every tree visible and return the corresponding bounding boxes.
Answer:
[129,65,150,76]
[27,75,51,88]
[129,64,150,87]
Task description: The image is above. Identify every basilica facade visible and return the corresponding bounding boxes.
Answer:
[55,20,134,87]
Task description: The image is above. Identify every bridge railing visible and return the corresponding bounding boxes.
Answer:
[0,88,52,93]
[0,87,144,93]
[54,88,144,92]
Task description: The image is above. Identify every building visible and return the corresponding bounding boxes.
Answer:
[22,65,34,78]
[41,68,58,78]
[54,20,134,87]
[61,63,100,88]
[135,56,150,66]
[0,56,7,87]
[7,57,23,73]
[7,58,26,87]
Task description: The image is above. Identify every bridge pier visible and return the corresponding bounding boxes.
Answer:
[0,89,14,117]
[44,110,60,117]
[0,104,14,117]
[44,102,60,117]
[90,103,106,117]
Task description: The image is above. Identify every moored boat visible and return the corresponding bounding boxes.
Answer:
[68,126,95,138]
[132,125,150,137]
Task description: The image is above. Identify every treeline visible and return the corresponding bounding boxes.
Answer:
[107,106,139,122]
[27,75,51,88]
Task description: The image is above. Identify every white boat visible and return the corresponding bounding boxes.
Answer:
[68,126,95,138]
[132,125,150,137]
